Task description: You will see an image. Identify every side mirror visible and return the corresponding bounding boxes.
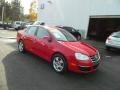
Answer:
[43,36,52,42]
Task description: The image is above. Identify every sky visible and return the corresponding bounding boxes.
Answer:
[21,0,33,14]
[6,0,33,14]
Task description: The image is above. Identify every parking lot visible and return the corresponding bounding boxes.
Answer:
[0,30,120,90]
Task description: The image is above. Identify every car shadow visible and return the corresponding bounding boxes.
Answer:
[2,51,52,90]
[2,50,120,90]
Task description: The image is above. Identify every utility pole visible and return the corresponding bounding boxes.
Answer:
[0,1,5,24]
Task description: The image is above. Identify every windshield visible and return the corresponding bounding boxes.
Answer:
[112,32,120,38]
[51,29,77,42]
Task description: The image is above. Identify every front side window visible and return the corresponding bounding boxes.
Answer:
[36,27,49,38]
[51,29,77,42]
[27,26,37,36]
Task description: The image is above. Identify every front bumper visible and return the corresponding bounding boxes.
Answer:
[68,54,100,73]
[106,40,120,49]
[69,59,100,73]
[78,61,100,73]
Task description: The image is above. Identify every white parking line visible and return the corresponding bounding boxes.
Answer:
[0,38,16,43]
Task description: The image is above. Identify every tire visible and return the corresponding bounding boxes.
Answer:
[52,54,67,73]
[18,40,25,53]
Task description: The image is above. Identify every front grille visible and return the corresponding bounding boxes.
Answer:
[90,54,100,69]
[90,54,99,62]
[79,66,91,71]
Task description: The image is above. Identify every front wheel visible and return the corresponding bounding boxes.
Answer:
[52,54,67,73]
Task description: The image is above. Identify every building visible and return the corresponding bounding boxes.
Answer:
[37,0,120,39]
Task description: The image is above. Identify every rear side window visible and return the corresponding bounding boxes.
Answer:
[27,26,37,36]
[112,32,120,38]
[36,27,49,38]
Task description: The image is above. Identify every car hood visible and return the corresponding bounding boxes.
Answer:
[58,41,97,56]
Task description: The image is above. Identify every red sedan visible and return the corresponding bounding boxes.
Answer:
[17,25,100,73]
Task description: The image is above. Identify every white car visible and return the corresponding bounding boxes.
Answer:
[13,21,23,30]
[105,31,120,50]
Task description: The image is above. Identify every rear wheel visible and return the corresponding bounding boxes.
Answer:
[52,54,67,73]
[18,40,25,53]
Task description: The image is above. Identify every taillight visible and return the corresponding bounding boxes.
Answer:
[107,36,111,40]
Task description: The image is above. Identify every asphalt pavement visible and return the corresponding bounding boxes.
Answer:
[0,30,120,90]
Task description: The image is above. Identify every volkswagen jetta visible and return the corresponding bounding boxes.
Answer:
[17,25,100,73]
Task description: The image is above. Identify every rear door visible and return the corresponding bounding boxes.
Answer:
[33,27,53,61]
[24,26,38,52]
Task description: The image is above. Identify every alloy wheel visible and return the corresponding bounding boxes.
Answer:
[53,56,65,72]
[18,41,24,52]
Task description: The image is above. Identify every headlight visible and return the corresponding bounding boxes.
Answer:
[75,53,89,61]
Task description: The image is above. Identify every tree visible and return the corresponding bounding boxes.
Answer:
[28,0,37,22]
[0,0,5,21]
[11,0,21,21]
[4,1,13,22]
[0,0,24,22]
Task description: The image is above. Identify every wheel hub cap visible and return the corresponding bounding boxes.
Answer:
[19,42,23,52]
[53,57,64,72]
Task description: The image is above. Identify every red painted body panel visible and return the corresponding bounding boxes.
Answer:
[17,28,100,73]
